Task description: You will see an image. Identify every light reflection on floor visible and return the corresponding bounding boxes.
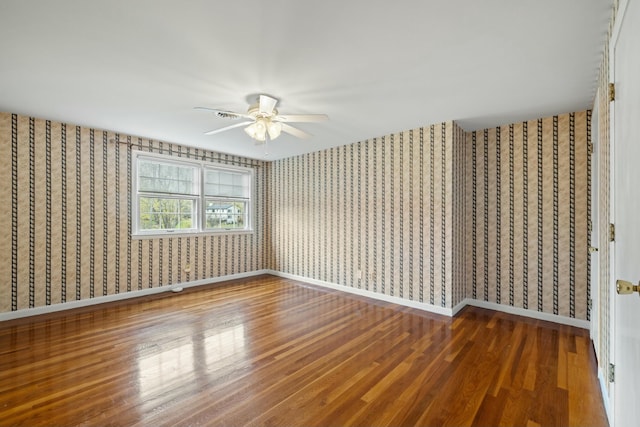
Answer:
[137,338,194,399]
[205,324,246,367]
[137,324,247,400]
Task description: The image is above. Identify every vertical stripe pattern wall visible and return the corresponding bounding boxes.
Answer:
[465,112,590,319]
[451,123,467,307]
[270,122,465,309]
[269,114,589,319]
[0,113,268,313]
[1,111,591,322]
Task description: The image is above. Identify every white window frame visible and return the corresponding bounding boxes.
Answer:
[132,151,254,238]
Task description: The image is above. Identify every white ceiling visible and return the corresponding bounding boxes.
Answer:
[0,0,611,160]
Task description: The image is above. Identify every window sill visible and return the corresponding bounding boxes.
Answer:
[132,229,255,240]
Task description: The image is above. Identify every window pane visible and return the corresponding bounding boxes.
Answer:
[220,172,232,185]
[138,160,198,195]
[231,185,245,197]
[205,168,249,198]
[139,197,195,231]
[205,200,246,229]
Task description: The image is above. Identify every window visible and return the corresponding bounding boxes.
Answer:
[133,152,253,236]
[204,168,250,231]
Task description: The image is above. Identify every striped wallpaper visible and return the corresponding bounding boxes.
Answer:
[0,110,592,324]
[270,113,591,320]
[268,122,466,309]
[0,113,268,313]
[464,112,591,320]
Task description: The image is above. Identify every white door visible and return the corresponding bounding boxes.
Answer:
[612,1,640,426]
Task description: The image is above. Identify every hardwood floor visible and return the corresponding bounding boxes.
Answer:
[0,275,608,426]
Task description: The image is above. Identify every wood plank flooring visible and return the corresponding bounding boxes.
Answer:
[0,275,608,426]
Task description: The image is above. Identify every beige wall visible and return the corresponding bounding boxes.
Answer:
[0,113,269,313]
[269,122,466,308]
[269,113,591,320]
[0,110,594,326]
[464,113,591,319]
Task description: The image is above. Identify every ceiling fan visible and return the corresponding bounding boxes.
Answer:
[195,94,328,143]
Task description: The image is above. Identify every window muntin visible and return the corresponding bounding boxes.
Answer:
[133,152,253,236]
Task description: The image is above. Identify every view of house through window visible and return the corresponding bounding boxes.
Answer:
[133,152,252,236]
[206,201,246,229]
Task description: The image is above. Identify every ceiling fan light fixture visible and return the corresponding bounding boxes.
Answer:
[244,119,267,141]
[267,120,282,140]
[255,119,267,141]
[244,122,257,139]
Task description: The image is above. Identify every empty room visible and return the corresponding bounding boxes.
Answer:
[1,1,638,426]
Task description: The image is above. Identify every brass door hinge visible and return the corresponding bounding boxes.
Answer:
[610,223,616,242]
[609,83,616,102]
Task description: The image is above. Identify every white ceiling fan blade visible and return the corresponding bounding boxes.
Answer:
[281,123,311,139]
[258,95,278,115]
[204,121,254,135]
[194,107,251,120]
[274,114,328,123]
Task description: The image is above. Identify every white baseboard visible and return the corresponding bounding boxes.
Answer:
[268,271,591,329]
[0,270,268,322]
[268,270,454,317]
[452,299,468,316]
[462,298,591,329]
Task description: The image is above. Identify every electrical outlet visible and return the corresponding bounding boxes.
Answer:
[357,270,362,280]
[184,263,191,273]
